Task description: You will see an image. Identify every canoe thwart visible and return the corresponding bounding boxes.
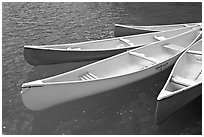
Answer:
[171,75,196,87]
[129,51,159,64]
[187,50,202,55]
[164,44,202,55]
[79,72,98,81]
[163,44,185,51]
[119,38,135,47]
[153,35,167,41]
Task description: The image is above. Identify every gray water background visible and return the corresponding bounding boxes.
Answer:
[2,2,202,135]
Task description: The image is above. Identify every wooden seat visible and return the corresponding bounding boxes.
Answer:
[153,35,167,41]
[129,52,159,64]
[116,44,126,48]
[187,50,202,55]
[163,44,202,55]
[119,38,135,47]
[163,44,185,51]
[79,72,97,81]
[171,75,196,87]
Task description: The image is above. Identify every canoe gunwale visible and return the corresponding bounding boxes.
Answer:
[24,44,144,52]
[115,23,201,31]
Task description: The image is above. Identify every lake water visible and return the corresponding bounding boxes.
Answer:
[2,2,202,135]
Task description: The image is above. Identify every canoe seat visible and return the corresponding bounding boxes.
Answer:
[153,35,167,41]
[163,44,185,51]
[119,38,135,47]
[79,72,98,81]
[164,44,202,55]
[171,75,196,87]
[129,52,159,64]
[117,44,126,48]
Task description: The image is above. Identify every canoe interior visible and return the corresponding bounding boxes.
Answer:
[165,40,202,92]
[43,28,200,83]
[38,39,132,50]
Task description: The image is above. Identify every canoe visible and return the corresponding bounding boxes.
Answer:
[114,23,201,37]
[24,25,199,66]
[155,39,202,124]
[21,27,201,111]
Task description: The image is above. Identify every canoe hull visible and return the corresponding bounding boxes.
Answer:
[24,47,136,65]
[155,83,202,124]
[114,25,157,37]
[22,56,179,111]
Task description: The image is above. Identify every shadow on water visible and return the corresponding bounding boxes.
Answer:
[157,95,202,135]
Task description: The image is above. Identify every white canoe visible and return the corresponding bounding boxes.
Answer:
[155,39,202,124]
[114,22,201,37]
[21,27,201,111]
[24,25,199,65]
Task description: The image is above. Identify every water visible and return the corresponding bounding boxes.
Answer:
[2,2,202,135]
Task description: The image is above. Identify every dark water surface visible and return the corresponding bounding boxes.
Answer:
[2,2,202,135]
